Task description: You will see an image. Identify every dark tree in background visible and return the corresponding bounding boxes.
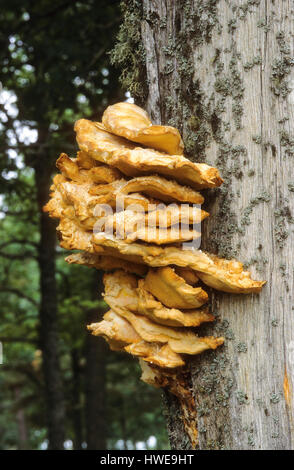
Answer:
[0,0,123,449]
[84,270,108,450]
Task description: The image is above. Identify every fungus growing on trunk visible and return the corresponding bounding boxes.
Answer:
[101,101,184,155]
[44,101,265,393]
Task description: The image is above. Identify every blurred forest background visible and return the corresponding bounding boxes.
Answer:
[0,0,169,450]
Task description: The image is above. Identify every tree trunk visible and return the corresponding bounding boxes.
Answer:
[71,348,83,450]
[118,0,294,449]
[84,270,107,450]
[35,158,65,450]
[14,387,29,450]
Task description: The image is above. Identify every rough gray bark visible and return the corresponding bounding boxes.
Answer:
[138,0,294,450]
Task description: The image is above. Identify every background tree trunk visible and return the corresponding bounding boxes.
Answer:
[35,154,65,450]
[71,348,83,450]
[84,270,107,450]
[14,387,29,450]
[119,0,294,449]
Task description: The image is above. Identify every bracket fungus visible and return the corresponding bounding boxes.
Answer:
[101,101,184,155]
[75,115,223,189]
[45,102,265,410]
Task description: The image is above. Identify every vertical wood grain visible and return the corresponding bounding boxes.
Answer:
[141,0,294,449]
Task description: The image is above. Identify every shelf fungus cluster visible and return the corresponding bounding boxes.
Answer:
[45,102,265,393]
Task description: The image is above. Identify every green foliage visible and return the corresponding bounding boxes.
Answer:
[106,355,169,449]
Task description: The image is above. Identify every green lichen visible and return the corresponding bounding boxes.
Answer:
[159,18,167,29]
[183,0,221,45]
[252,134,262,144]
[216,320,235,342]
[160,8,248,260]
[257,18,270,32]
[248,432,255,447]
[205,144,249,258]
[244,56,262,71]
[214,55,245,129]
[236,342,248,353]
[241,192,271,228]
[279,263,286,276]
[244,254,268,273]
[194,353,232,397]
[280,130,294,157]
[257,18,266,28]
[192,348,235,448]
[288,182,294,192]
[225,329,235,340]
[205,439,225,450]
[217,319,230,331]
[180,79,213,158]
[274,200,294,248]
[270,393,281,404]
[198,425,207,433]
[144,9,159,26]
[270,31,294,97]
[197,403,211,417]
[110,0,147,104]
[163,60,174,75]
[274,223,289,248]
[228,18,237,34]
[146,2,221,157]
[238,0,261,20]
[278,116,289,124]
[243,423,256,447]
[256,398,265,407]
[236,391,248,405]
[162,35,176,56]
